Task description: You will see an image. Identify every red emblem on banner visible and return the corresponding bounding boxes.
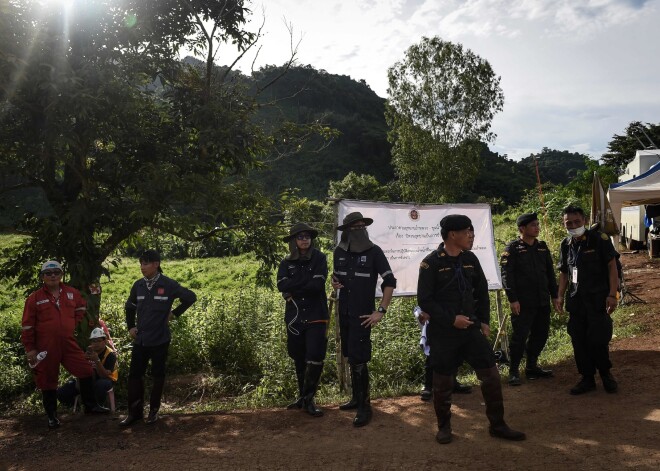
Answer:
[158,288,165,295]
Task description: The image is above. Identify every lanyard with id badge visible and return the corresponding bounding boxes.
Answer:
[568,243,583,296]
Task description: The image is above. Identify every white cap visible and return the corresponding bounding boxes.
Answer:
[89,327,106,340]
[41,260,63,272]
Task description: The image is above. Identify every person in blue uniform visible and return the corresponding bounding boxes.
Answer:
[501,213,560,386]
[331,212,396,427]
[277,223,329,417]
[418,214,525,444]
[120,250,197,426]
[557,206,619,395]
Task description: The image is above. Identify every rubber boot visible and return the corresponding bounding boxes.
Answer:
[352,363,372,427]
[509,356,522,386]
[339,364,358,411]
[420,363,433,401]
[432,373,453,444]
[302,362,324,417]
[120,378,144,427]
[43,389,60,429]
[476,366,526,441]
[287,360,306,409]
[79,377,109,414]
[453,377,472,394]
[146,377,165,424]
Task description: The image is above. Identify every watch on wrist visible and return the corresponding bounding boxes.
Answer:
[377,306,387,314]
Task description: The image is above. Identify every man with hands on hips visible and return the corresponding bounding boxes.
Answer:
[120,250,196,426]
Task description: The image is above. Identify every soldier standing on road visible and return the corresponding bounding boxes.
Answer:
[418,215,525,444]
[120,250,197,426]
[277,223,329,417]
[557,206,619,395]
[501,213,560,386]
[331,212,396,427]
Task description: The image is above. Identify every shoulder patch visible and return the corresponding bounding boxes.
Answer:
[420,261,429,269]
[601,232,609,240]
[501,251,509,257]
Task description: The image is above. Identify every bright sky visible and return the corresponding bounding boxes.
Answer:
[230,0,660,160]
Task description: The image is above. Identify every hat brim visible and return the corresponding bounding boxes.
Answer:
[337,217,373,231]
[283,229,319,242]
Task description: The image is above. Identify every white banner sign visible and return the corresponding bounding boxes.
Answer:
[337,200,502,295]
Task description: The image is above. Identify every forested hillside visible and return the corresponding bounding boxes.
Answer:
[250,65,394,199]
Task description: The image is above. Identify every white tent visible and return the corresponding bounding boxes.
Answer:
[608,161,660,230]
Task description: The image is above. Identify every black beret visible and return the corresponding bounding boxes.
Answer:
[139,249,161,263]
[440,214,472,232]
[516,213,538,227]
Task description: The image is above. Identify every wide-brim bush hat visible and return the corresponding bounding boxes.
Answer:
[283,222,319,242]
[337,212,373,231]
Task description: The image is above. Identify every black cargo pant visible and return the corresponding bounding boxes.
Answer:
[339,313,372,365]
[509,305,551,371]
[566,294,613,377]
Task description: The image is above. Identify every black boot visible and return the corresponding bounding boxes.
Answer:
[353,363,372,427]
[476,366,526,441]
[525,359,553,380]
[432,373,453,444]
[42,390,60,429]
[287,360,306,409]
[600,370,618,393]
[420,363,433,401]
[339,364,358,410]
[453,377,472,394]
[508,358,522,386]
[146,377,165,424]
[570,375,597,395]
[302,362,324,417]
[79,377,109,414]
[120,378,144,427]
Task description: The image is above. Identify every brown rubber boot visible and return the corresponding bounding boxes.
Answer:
[476,366,526,441]
[146,377,165,424]
[432,372,454,444]
[120,378,144,427]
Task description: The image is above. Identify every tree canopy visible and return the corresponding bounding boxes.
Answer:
[601,121,660,174]
[385,36,504,203]
[0,0,331,342]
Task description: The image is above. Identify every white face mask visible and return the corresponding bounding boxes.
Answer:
[567,226,586,238]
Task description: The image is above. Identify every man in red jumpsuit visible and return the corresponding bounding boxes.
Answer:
[22,260,108,429]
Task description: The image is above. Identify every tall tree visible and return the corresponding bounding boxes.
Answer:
[0,0,330,343]
[385,36,504,203]
[601,121,660,174]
